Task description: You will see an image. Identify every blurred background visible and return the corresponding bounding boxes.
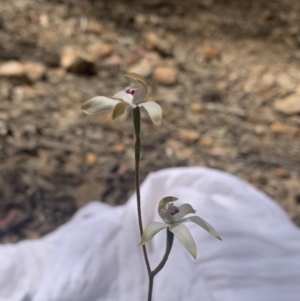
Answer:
[0,0,300,243]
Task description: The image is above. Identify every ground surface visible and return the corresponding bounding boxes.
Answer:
[1,0,300,242]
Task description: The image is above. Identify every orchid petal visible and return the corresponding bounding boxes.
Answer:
[125,72,148,91]
[139,102,162,125]
[175,216,221,240]
[139,222,168,245]
[113,91,133,104]
[81,96,119,115]
[172,203,196,222]
[169,224,197,259]
[158,196,178,213]
[112,101,131,120]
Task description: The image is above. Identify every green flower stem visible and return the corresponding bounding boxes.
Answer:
[133,107,174,301]
[148,229,174,301]
[132,107,151,275]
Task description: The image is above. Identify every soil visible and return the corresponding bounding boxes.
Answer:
[1,0,300,243]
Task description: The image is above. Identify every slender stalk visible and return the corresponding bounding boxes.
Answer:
[148,229,174,301]
[132,107,151,275]
[133,107,174,301]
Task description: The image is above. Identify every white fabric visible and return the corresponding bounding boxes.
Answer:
[0,167,300,301]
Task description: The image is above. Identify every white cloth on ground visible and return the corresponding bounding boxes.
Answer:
[0,167,300,301]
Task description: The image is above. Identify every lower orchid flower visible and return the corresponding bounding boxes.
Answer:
[140,196,221,259]
[81,72,162,125]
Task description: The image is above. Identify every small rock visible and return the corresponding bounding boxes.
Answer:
[0,60,26,80]
[295,84,300,95]
[216,81,228,92]
[178,129,200,143]
[209,147,228,156]
[250,170,268,185]
[175,148,193,160]
[85,152,98,166]
[153,66,178,86]
[254,125,267,135]
[202,42,221,61]
[243,78,257,93]
[261,73,276,89]
[128,59,153,78]
[200,136,213,148]
[102,54,122,66]
[189,102,204,113]
[112,144,125,153]
[276,74,295,92]
[144,32,172,55]
[85,20,103,34]
[61,47,95,74]
[88,42,112,61]
[24,62,46,82]
[134,14,147,27]
[270,122,298,137]
[275,167,290,178]
[274,94,300,115]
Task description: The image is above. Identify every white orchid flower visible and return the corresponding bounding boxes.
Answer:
[140,196,221,259]
[81,72,162,125]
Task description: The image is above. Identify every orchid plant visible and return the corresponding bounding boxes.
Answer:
[81,72,162,125]
[80,73,221,301]
[140,196,221,259]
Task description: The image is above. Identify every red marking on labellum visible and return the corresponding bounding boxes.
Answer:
[170,208,180,216]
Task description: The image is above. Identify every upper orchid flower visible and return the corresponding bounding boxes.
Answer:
[140,196,221,259]
[81,72,162,125]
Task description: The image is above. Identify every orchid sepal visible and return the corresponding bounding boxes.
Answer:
[139,222,169,246]
[169,223,197,259]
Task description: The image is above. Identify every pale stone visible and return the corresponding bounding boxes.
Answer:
[111,144,125,153]
[295,84,300,95]
[61,47,95,74]
[0,61,25,79]
[261,73,276,89]
[200,136,213,148]
[189,103,204,113]
[85,20,103,34]
[216,81,228,92]
[178,129,200,143]
[128,59,153,78]
[85,152,98,166]
[153,66,178,86]
[275,167,290,178]
[144,32,172,55]
[276,74,295,92]
[274,94,300,115]
[88,42,112,61]
[202,42,221,61]
[24,62,46,81]
[270,122,298,136]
